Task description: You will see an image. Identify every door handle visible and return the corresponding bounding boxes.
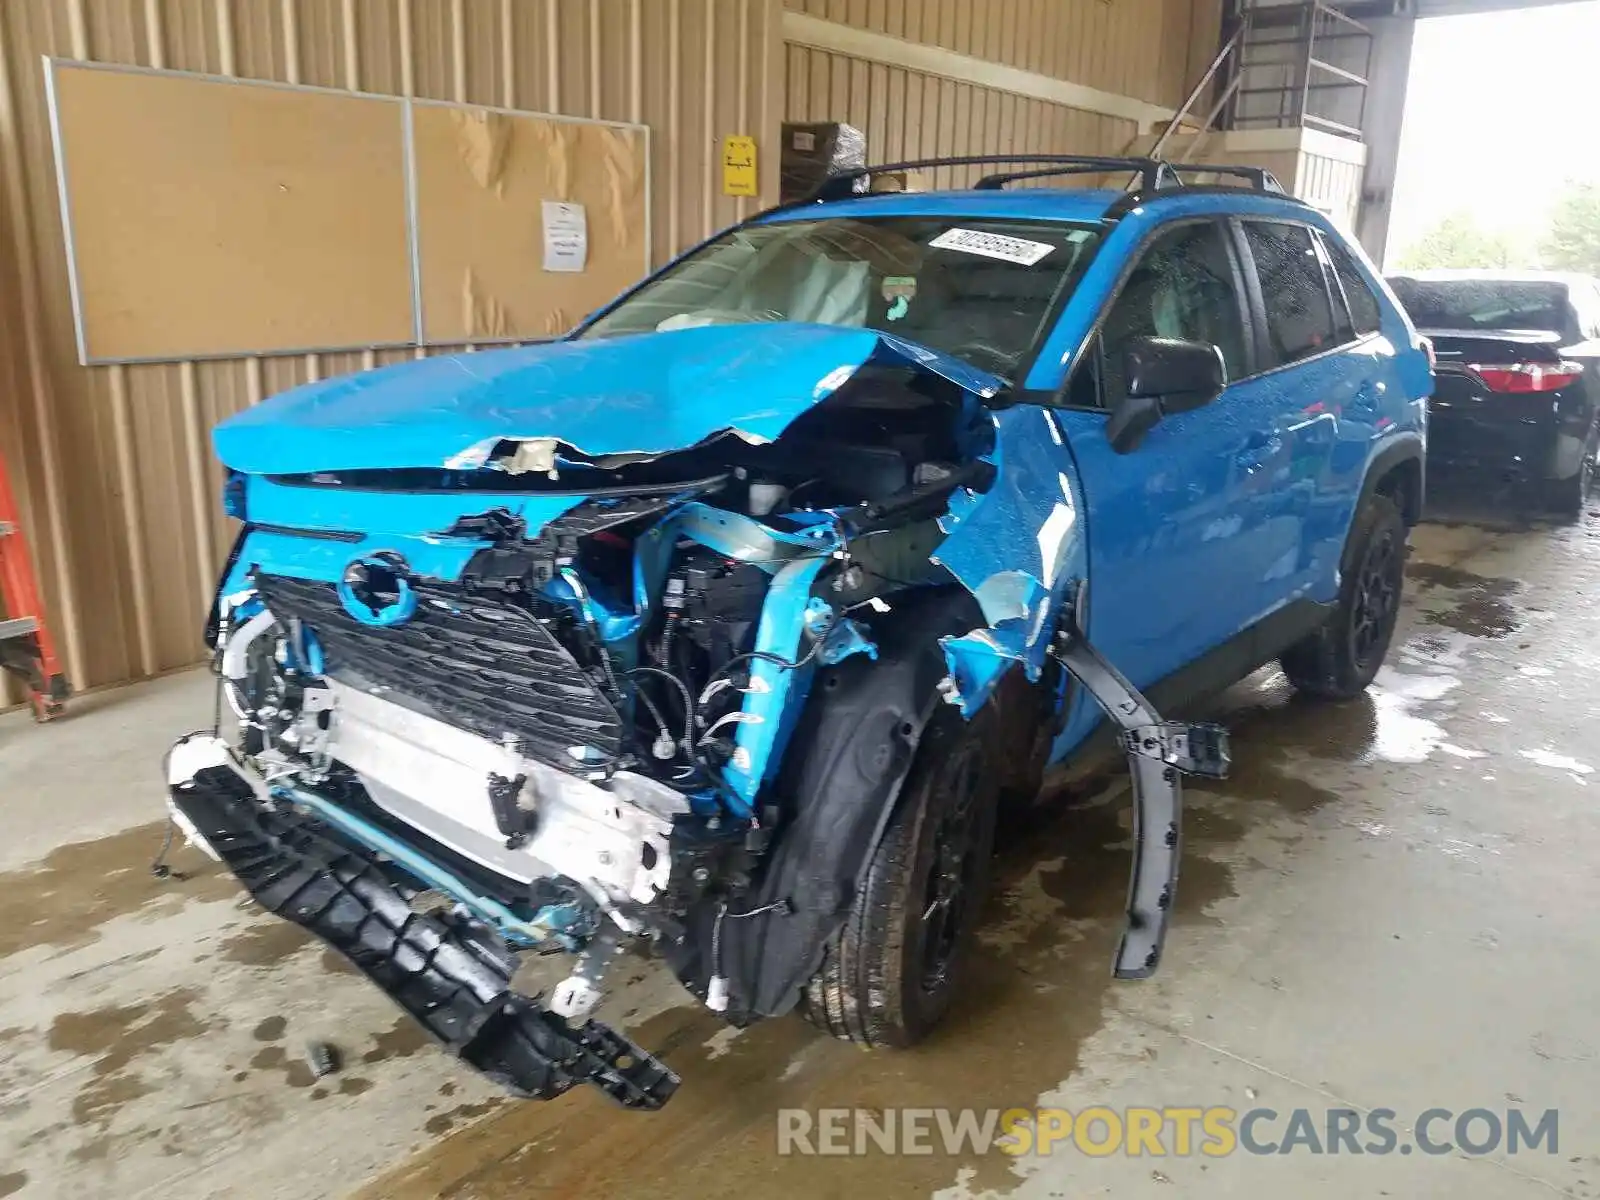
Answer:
[1349,380,1387,417]
[1235,431,1283,472]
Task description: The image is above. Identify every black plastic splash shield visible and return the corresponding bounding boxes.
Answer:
[169,764,678,1109]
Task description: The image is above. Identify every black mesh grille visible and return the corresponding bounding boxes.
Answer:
[255,574,623,773]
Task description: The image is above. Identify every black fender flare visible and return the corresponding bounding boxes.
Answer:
[666,587,988,1018]
[1356,433,1425,529]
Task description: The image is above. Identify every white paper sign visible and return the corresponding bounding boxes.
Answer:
[928,226,1054,266]
[542,201,588,272]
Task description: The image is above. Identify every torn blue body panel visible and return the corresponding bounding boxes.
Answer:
[213,324,1002,475]
[932,406,1087,717]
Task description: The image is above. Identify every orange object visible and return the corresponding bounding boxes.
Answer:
[0,452,68,720]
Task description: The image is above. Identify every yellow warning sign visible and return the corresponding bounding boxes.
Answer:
[722,135,758,197]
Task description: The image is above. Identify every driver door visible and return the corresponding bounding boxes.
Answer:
[1052,218,1286,740]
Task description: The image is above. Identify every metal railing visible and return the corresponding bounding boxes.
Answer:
[1149,0,1372,158]
[1227,1,1373,139]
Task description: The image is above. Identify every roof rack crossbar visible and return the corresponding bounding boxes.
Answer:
[805,155,1171,202]
[804,154,1284,205]
[1167,162,1286,192]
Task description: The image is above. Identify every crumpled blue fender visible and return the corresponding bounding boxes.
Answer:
[933,406,1086,717]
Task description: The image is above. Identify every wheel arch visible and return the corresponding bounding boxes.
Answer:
[665,586,1010,1019]
[1361,435,1425,529]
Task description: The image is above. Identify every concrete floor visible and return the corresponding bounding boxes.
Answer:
[3,512,1599,1199]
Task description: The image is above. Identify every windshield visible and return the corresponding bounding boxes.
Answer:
[1389,278,1571,334]
[581,216,1103,382]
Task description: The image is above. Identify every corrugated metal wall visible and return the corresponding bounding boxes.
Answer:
[0,0,783,706]
[785,42,1136,186]
[784,0,1222,112]
[1,0,1219,706]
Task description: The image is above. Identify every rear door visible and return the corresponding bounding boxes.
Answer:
[1234,220,1387,608]
[1051,216,1280,702]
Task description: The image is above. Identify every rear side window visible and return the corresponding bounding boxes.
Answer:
[1242,222,1338,368]
[1320,234,1382,337]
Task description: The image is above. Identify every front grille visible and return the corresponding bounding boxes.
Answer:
[256,574,623,773]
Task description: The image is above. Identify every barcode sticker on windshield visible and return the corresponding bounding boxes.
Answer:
[928,227,1055,265]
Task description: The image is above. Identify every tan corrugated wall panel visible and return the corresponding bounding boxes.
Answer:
[785,44,1137,189]
[785,0,1220,111]
[0,0,782,706]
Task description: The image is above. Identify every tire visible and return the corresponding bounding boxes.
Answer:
[1548,419,1598,519]
[800,706,1001,1047]
[1280,492,1406,700]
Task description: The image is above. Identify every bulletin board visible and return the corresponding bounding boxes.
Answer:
[410,103,651,343]
[45,62,414,363]
[44,61,653,364]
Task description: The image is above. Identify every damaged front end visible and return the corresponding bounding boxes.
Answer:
[168,323,1223,1109]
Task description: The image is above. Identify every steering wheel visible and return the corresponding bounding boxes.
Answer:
[949,340,1017,377]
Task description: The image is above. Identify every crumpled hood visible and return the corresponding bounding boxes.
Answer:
[213,323,1003,476]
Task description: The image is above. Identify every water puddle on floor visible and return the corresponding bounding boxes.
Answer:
[1363,666,1460,764]
[1519,748,1594,783]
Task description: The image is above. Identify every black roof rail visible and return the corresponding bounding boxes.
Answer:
[802,153,1285,207]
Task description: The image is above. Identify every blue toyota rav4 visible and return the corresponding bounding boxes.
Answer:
[166,156,1430,1109]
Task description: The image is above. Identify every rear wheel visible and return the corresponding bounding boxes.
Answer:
[800,707,1000,1047]
[1548,419,1598,519]
[1280,493,1406,700]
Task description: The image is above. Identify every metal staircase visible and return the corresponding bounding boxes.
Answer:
[1151,0,1374,161]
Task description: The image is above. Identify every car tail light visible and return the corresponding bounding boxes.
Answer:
[1467,361,1585,393]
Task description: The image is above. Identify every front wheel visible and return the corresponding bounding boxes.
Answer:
[1280,493,1406,700]
[800,707,1000,1047]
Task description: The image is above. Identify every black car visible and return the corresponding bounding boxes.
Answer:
[1386,270,1600,515]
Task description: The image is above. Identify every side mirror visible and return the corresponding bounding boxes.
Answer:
[1106,337,1226,453]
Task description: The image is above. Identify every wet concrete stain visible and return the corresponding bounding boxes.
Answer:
[424,1099,503,1136]
[319,947,359,978]
[1407,561,1521,639]
[47,988,211,1127]
[69,1124,163,1164]
[253,1016,287,1042]
[0,1172,24,1197]
[220,920,313,968]
[248,1044,315,1089]
[361,1015,431,1065]
[0,822,240,960]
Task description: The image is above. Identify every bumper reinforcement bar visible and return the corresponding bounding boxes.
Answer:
[168,761,680,1110]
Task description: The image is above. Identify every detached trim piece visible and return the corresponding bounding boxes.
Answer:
[1050,632,1229,980]
[169,763,679,1109]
